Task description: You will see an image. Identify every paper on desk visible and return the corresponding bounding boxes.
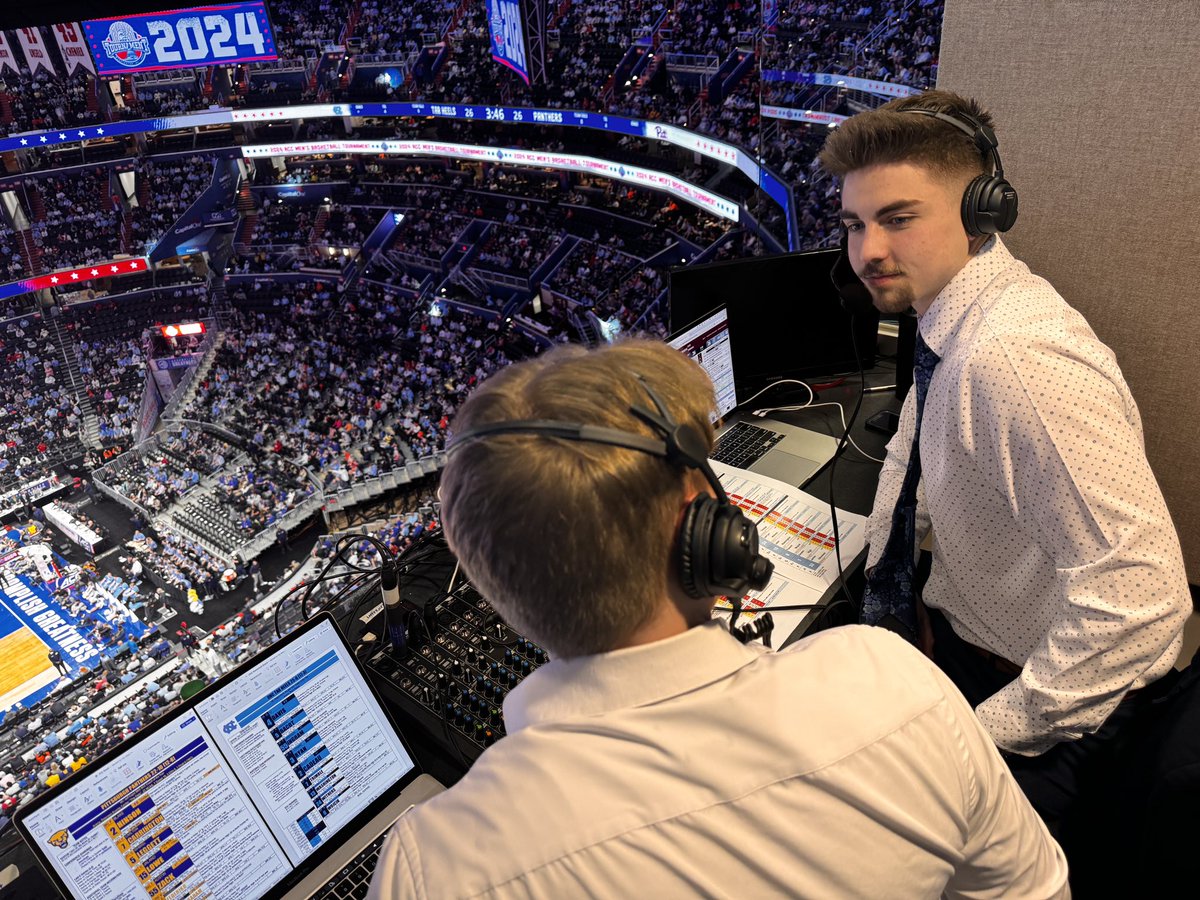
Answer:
[709,460,867,632]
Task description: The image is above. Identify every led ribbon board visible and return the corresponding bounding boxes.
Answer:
[241,140,741,222]
[83,3,277,76]
[0,257,149,302]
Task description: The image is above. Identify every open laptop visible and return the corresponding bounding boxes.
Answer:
[669,306,840,486]
[15,614,443,899]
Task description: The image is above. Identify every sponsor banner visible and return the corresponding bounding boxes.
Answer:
[52,22,96,75]
[203,207,239,226]
[761,104,849,126]
[135,376,162,444]
[83,2,277,76]
[16,26,56,76]
[153,353,203,370]
[487,0,530,85]
[760,70,921,99]
[149,157,238,262]
[0,31,21,74]
[242,140,740,222]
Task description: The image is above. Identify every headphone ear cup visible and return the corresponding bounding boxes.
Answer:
[962,174,1019,236]
[677,496,712,600]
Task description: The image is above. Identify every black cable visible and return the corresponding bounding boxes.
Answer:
[827,318,868,617]
[273,566,367,638]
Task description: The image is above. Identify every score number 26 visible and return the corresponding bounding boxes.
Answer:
[147,13,267,62]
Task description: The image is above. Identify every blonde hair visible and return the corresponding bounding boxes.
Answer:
[440,338,716,658]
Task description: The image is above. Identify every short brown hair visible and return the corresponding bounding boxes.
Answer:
[818,89,995,185]
[439,338,717,658]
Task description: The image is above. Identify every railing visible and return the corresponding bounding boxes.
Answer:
[664,52,721,71]
[248,57,308,74]
[320,455,446,521]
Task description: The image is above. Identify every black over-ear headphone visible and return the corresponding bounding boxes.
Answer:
[901,107,1019,236]
[446,379,774,602]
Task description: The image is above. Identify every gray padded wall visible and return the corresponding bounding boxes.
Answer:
[937,1,1200,582]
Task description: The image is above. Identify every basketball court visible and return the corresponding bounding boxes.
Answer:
[0,594,60,712]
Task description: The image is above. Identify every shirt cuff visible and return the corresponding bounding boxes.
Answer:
[974,680,1073,757]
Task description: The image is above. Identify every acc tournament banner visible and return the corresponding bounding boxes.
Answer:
[52,22,96,75]
[16,27,55,76]
[83,2,277,76]
[487,0,530,85]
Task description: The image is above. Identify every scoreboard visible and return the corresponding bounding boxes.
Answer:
[83,2,277,76]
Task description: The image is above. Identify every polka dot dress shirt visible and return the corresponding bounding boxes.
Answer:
[866,237,1191,756]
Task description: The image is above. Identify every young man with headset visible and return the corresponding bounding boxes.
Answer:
[820,90,1191,832]
[367,338,1067,898]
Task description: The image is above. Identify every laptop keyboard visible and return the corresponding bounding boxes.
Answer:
[712,421,783,469]
[311,830,389,899]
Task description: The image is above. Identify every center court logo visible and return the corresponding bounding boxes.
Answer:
[223,720,238,734]
[48,829,70,849]
[101,22,151,68]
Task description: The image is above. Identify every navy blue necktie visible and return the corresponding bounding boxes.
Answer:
[860,332,940,641]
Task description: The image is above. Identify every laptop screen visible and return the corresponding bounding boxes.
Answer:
[668,306,738,420]
[16,615,417,900]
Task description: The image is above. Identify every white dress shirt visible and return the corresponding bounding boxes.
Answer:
[368,621,1067,899]
[866,237,1191,756]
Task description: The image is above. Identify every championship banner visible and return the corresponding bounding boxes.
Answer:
[0,31,21,75]
[83,2,277,76]
[487,0,530,85]
[16,26,56,76]
[52,22,96,75]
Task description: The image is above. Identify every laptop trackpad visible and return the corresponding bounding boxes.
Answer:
[751,450,820,486]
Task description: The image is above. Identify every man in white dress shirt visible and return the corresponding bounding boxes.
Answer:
[821,90,1191,830]
[367,339,1067,898]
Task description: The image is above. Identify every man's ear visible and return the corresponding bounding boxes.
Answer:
[968,233,990,256]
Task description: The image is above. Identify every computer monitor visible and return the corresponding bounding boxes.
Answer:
[15,615,420,900]
[667,307,738,421]
[669,249,878,397]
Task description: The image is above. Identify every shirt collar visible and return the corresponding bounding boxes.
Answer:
[919,236,1014,357]
[503,620,764,731]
